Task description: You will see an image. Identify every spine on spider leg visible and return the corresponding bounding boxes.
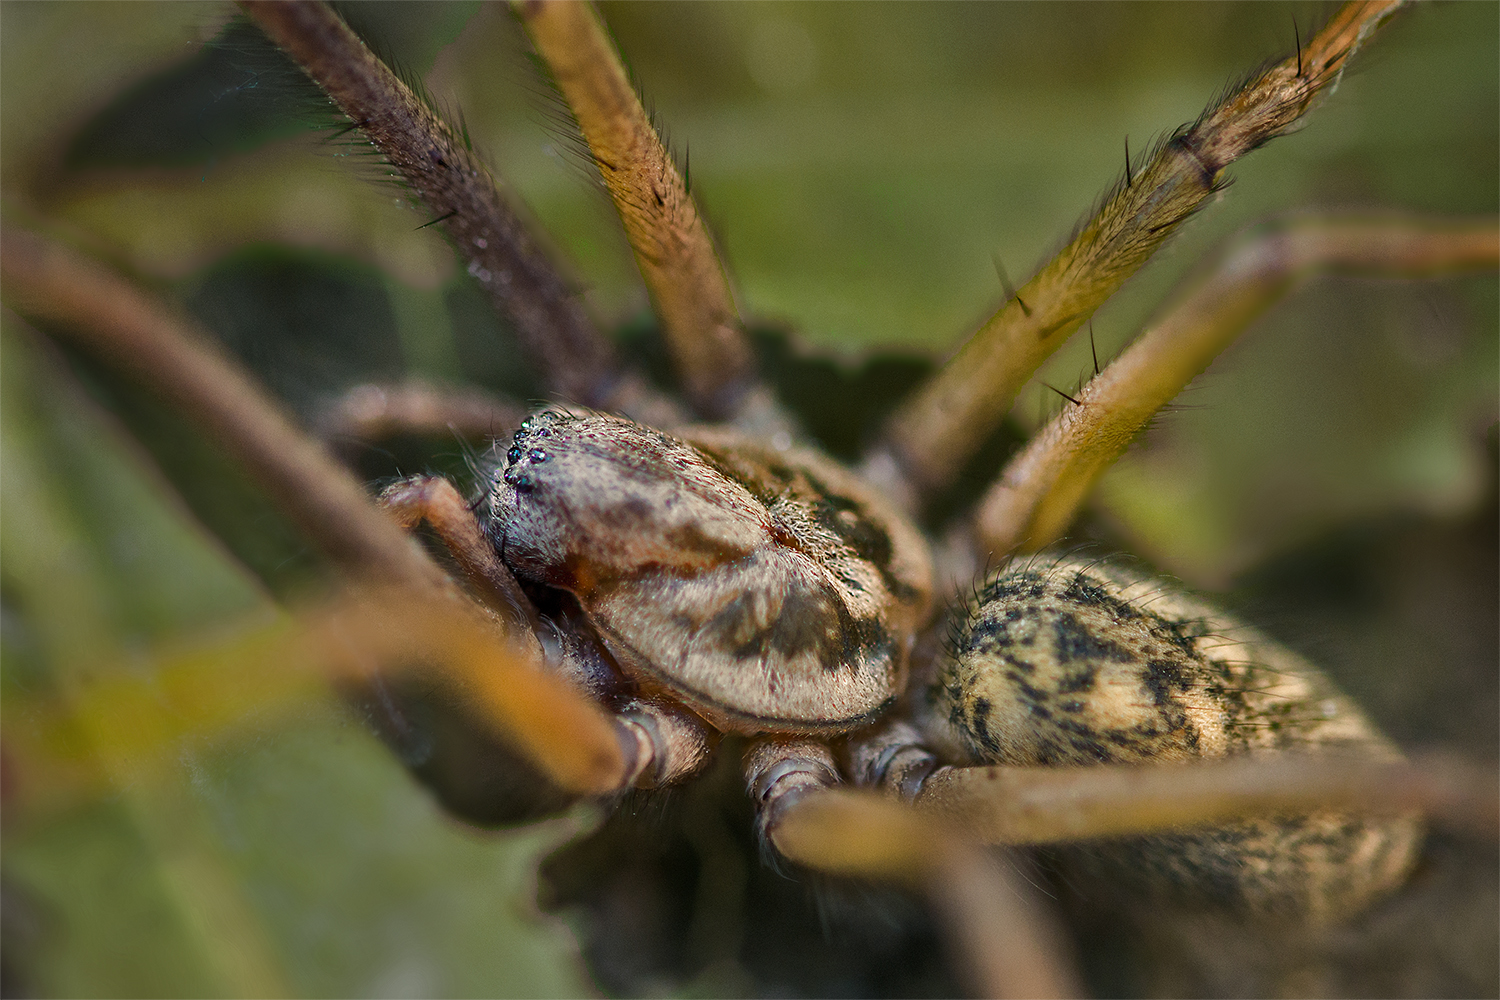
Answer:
[874,0,1405,503]
[237,0,637,413]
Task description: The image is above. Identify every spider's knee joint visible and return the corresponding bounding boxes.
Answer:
[844,719,938,801]
[743,738,839,848]
[616,699,713,790]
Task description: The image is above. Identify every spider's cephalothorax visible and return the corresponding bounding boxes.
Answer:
[488,407,933,733]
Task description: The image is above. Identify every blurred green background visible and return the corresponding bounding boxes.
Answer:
[2,2,1495,996]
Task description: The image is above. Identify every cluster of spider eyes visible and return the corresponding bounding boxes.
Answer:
[502,417,556,494]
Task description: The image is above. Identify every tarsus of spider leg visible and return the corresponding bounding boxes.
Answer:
[747,740,1083,999]
[868,0,1405,508]
[516,0,759,422]
[914,752,1500,846]
[977,213,1500,555]
[238,1,630,413]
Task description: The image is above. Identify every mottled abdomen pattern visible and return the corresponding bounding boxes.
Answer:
[935,553,1421,923]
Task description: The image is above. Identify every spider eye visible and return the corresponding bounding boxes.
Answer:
[505,470,534,493]
[507,445,523,464]
[528,448,550,463]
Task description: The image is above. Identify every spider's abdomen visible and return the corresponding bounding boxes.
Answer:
[489,409,933,734]
[935,554,1421,923]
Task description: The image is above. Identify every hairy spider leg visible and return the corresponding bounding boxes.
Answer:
[867,0,1404,508]
[977,214,1500,555]
[516,0,756,420]
[241,0,678,425]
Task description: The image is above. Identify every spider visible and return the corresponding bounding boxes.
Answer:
[1,2,1495,997]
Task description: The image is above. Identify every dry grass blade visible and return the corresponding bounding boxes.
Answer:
[874,0,1405,503]
[0,225,441,590]
[978,214,1500,554]
[239,0,624,409]
[517,0,755,420]
[917,752,1499,846]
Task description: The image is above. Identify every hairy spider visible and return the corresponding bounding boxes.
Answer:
[1,2,1496,997]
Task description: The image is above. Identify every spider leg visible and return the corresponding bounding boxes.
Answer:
[0,226,722,809]
[0,226,442,590]
[765,742,1492,941]
[379,474,539,633]
[865,0,1404,508]
[516,0,764,425]
[241,0,671,419]
[912,753,1499,847]
[977,214,1500,554]
[744,737,1084,999]
[314,380,526,450]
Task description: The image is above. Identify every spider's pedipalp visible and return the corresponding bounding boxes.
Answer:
[978,214,1500,555]
[870,0,1404,505]
[379,474,539,633]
